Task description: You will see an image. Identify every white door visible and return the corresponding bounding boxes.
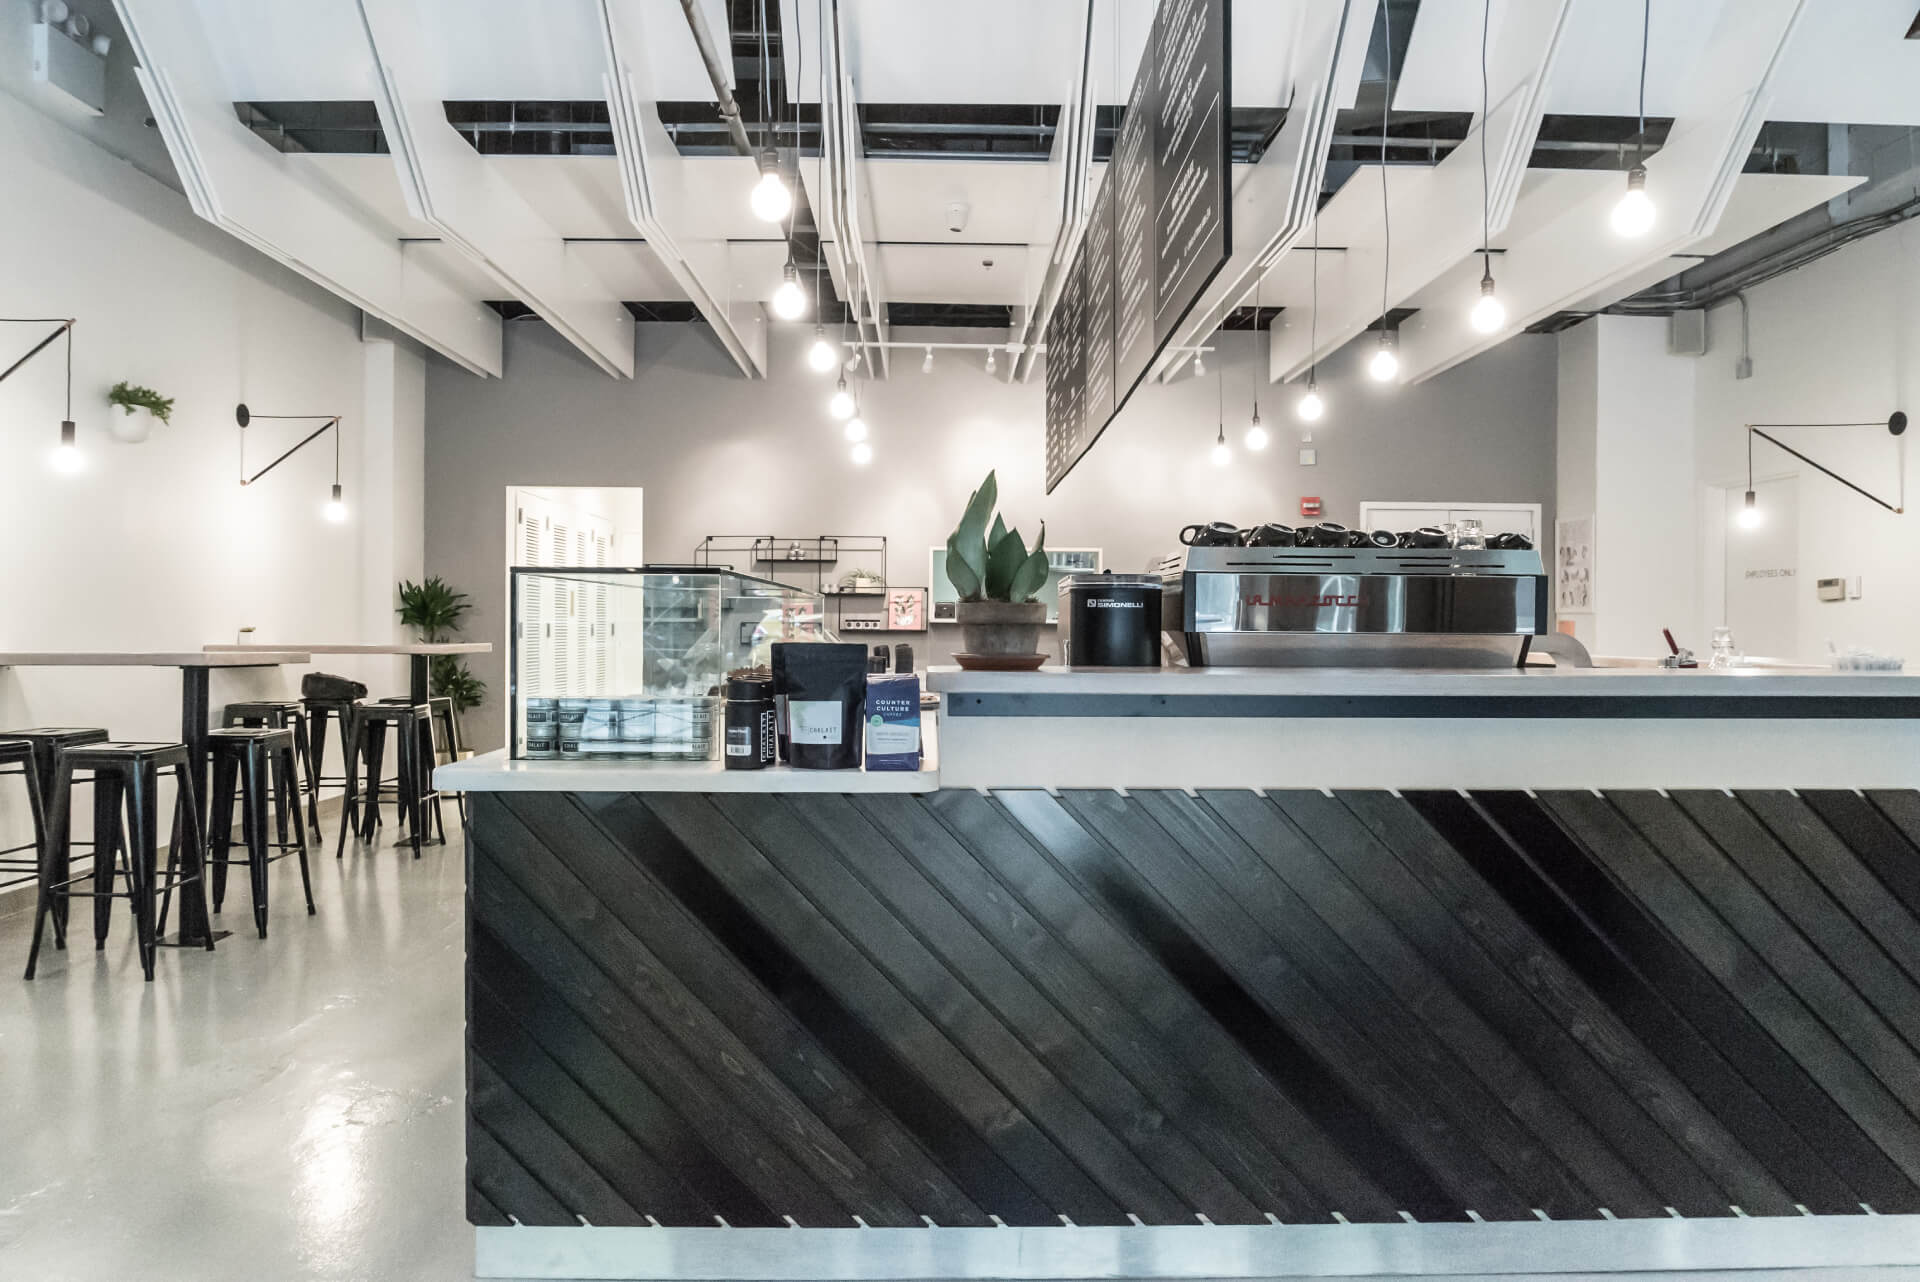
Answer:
[1723,476,1800,662]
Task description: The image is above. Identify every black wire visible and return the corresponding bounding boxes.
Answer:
[64,320,71,418]
[1480,0,1491,281]
[1637,0,1649,151]
[1309,207,1319,387]
[1379,0,1391,329]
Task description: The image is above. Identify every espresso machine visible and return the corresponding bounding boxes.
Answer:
[1160,538,1548,668]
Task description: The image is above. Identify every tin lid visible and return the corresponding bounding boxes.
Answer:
[1058,572,1163,592]
[726,674,773,702]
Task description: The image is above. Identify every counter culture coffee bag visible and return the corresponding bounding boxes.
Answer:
[771,642,867,770]
[863,673,921,771]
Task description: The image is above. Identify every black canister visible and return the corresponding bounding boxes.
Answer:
[723,674,776,770]
[1059,572,1162,667]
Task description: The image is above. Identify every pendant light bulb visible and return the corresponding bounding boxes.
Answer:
[806,327,837,372]
[1193,352,1206,377]
[749,149,791,223]
[1611,165,1655,238]
[1296,384,1325,423]
[324,483,348,523]
[1245,411,1269,451]
[1368,332,1400,383]
[1210,427,1230,467]
[771,261,807,321]
[1737,489,1762,529]
[1470,274,1506,334]
[50,419,82,473]
[828,377,854,420]
[843,416,868,443]
[984,347,997,374]
[922,346,935,374]
[849,440,874,466]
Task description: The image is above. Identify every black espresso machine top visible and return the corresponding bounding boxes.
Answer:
[1159,543,1549,668]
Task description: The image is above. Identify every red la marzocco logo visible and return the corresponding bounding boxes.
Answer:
[1245,592,1363,609]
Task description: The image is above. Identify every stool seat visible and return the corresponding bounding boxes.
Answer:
[63,742,191,767]
[0,740,47,896]
[1,727,111,913]
[224,701,319,837]
[0,738,31,765]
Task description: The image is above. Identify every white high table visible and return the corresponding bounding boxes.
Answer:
[0,649,310,946]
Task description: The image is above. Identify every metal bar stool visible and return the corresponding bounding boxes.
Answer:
[195,727,315,939]
[222,701,319,837]
[336,702,438,860]
[301,696,361,831]
[0,739,48,896]
[3,727,112,933]
[25,741,212,982]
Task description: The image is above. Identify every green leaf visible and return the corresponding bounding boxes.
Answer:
[1007,523,1049,603]
[945,532,983,601]
[985,526,1028,600]
[947,471,998,593]
[397,575,472,641]
[989,513,1007,550]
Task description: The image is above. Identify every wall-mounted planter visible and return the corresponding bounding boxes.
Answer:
[106,381,172,443]
[108,404,155,443]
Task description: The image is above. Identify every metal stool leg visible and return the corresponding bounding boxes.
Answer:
[92,773,125,950]
[335,711,362,860]
[23,764,70,980]
[244,742,271,938]
[208,747,239,913]
[127,761,159,982]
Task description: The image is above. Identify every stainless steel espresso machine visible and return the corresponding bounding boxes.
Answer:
[1161,543,1548,667]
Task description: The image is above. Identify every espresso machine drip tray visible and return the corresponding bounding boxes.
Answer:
[1160,545,1549,668]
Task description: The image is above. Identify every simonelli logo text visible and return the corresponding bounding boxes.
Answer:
[1245,592,1364,609]
[1086,599,1145,609]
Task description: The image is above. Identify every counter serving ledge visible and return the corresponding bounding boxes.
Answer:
[436,747,938,794]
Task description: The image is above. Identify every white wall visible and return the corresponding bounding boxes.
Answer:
[0,36,425,863]
[1693,223,1920,664]
[428,321,1559,752]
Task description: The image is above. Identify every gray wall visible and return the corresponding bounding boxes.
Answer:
[427,321,1557,751]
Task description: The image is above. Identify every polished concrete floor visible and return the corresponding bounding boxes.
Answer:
[0,808,471,1282]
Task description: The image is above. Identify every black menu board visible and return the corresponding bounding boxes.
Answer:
[1045,0,1228,494]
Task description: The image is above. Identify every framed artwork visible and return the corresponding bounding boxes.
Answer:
[1555,516,1594,613]
[886,587,928,632]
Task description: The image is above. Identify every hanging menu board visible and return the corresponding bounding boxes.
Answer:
[1045,0,1229,494]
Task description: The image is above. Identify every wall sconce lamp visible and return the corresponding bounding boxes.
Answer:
[1741,411,1907,529]
[1,317,81,472]
[237,403,347,522]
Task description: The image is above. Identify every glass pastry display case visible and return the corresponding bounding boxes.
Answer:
[509,567,825,761]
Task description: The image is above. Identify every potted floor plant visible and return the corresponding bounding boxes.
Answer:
[945,470,1050,669]
[397,576,487,741]
[106,381,173,443]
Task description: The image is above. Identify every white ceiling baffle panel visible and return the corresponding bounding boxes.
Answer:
[1266,0,1571,386]
[112,0,502,375]
[817,0,891,378]
[1394,0,1811,384]
[354,0,635,378]
[598,0,769,377]
[1009,2,1097,385]
[785,0,1097,106]
[1154,0,1378,385]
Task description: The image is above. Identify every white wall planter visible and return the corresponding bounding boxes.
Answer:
[108,405,155,442]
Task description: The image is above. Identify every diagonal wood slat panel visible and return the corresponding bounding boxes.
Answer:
[467,788,1920,1227]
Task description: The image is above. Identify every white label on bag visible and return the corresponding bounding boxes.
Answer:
[789,701,843,745]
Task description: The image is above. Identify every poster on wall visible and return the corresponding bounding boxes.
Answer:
[1555,516,1594,612]
[885,587,928,633]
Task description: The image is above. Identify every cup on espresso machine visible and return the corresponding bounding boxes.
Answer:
[1240,522,1297,547]
[1179,521,1242,547]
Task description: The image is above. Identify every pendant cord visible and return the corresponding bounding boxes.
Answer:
[1637,0,1649,159]
[1378,0,1391,330]
[1309,211,1319,387]
[64,320,72,419]
[1479,0,1491,281]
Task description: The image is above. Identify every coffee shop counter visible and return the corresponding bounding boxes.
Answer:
[442,669,1920,1282]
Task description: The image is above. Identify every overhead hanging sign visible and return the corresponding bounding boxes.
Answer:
[1045,0,1230,494]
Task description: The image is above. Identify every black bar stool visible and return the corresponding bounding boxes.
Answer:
[301,696,361,827]
[197,727,315,939]
[25,742,212,982]
[222,701,319,836]
[0,739,47,895]
[336,702,439,860]
[3,727,112,932]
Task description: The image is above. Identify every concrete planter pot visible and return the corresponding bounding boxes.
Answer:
[955,600,1046,666]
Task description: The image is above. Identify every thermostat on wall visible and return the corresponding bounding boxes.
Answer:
[1816,577,1846,602]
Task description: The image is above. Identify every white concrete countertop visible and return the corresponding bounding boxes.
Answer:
[0,650,311,667]
[205,642,492,655]
[927,663,1920,699]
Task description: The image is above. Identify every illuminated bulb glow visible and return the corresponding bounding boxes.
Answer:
[984,347,997,374]
[807,329,837,372]
[771,263,807,320]
[749,150,791,223]
[843,416,868,443]
[1296,386,1325,422]
[1245,414,1269,451]
[50,420,82,473]
[922,347,934,374]
[828,379,855,420]
[1368,335,1400,382]
[1737,490,1762,529]
[1210,430,1230,467]
[1193,353,1206,376]
[1611,165,1655,238]
[1470,275,1506,334]
[850,440,873,465]
[324,483,348,523]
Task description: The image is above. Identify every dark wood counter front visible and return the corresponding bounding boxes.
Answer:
[464,784,1920,1235]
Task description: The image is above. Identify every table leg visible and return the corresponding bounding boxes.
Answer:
[161,665,229,948]
[410,654,442,844]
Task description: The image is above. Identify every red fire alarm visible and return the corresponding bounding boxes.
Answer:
[1300,496,1323,518]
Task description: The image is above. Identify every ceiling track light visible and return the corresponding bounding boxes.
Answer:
[750,147,791,223]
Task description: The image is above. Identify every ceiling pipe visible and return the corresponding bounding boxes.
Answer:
[677,0,754,156]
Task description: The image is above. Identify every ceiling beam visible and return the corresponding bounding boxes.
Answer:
[1010,0,1098,386]
[598,0,768,378]
[355,0,634,378]
[817,0,892,379]
[1155,0,1376,384]
[112,0,502,376]
[1269,0,1571,384]
[1393,0,1810,383]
